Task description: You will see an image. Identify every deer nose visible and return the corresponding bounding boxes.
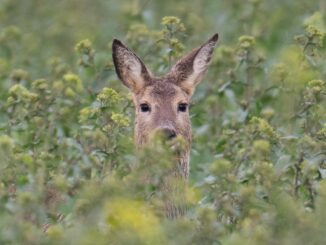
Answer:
[161,128,177,140]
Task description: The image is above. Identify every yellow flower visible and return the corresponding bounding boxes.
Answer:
[64,87,75,97]
[161,16,186,32]
[10,69,28,82]
[304,12,325,33]
[250,117,280,141]
[253,140,271,155]
[239,35,256,49]
[79,107,92,122]
[8,84,38,102]
[111,112,130,127]
[47,225,63,239]
[162,16,181,26]
[308,79,324,88]
[32,78,48,90]
[75,39,93,54]
[63,72,83,92]
[97,87,121,104]
[104,198,165,244]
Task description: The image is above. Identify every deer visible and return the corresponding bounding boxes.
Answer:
[112,33,218,218]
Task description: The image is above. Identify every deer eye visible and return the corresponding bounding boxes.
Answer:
[178,103,188,112]
[140,103,150,112]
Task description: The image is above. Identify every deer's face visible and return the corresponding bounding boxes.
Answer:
[133,79,192,145]
[112,34,218,147]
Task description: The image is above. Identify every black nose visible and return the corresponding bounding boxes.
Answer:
[162,128,177,140]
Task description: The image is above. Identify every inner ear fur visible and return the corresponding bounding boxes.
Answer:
[112,39,151,93]
[168,33,219,95]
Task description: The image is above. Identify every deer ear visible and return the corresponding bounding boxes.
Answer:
[112,39,151,93]
[169,33,218,95]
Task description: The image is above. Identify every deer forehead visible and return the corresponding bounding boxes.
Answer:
[134,80,189,105]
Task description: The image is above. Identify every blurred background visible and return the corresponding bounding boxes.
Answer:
[0,0,325,73]
[0,0,325,244]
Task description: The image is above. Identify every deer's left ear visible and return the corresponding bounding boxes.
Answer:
[169,33,218,95]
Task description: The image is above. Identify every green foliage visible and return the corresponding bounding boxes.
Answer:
[0,1,326,244]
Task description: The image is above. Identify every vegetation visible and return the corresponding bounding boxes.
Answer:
[0,0,325,244]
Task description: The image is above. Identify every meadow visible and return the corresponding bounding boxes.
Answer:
[0,0,325,244]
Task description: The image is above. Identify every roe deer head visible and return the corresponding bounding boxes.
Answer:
[112,33,218,179]
[112,34,218,178]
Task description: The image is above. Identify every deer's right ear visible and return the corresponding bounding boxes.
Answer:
[112,39,151,93]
